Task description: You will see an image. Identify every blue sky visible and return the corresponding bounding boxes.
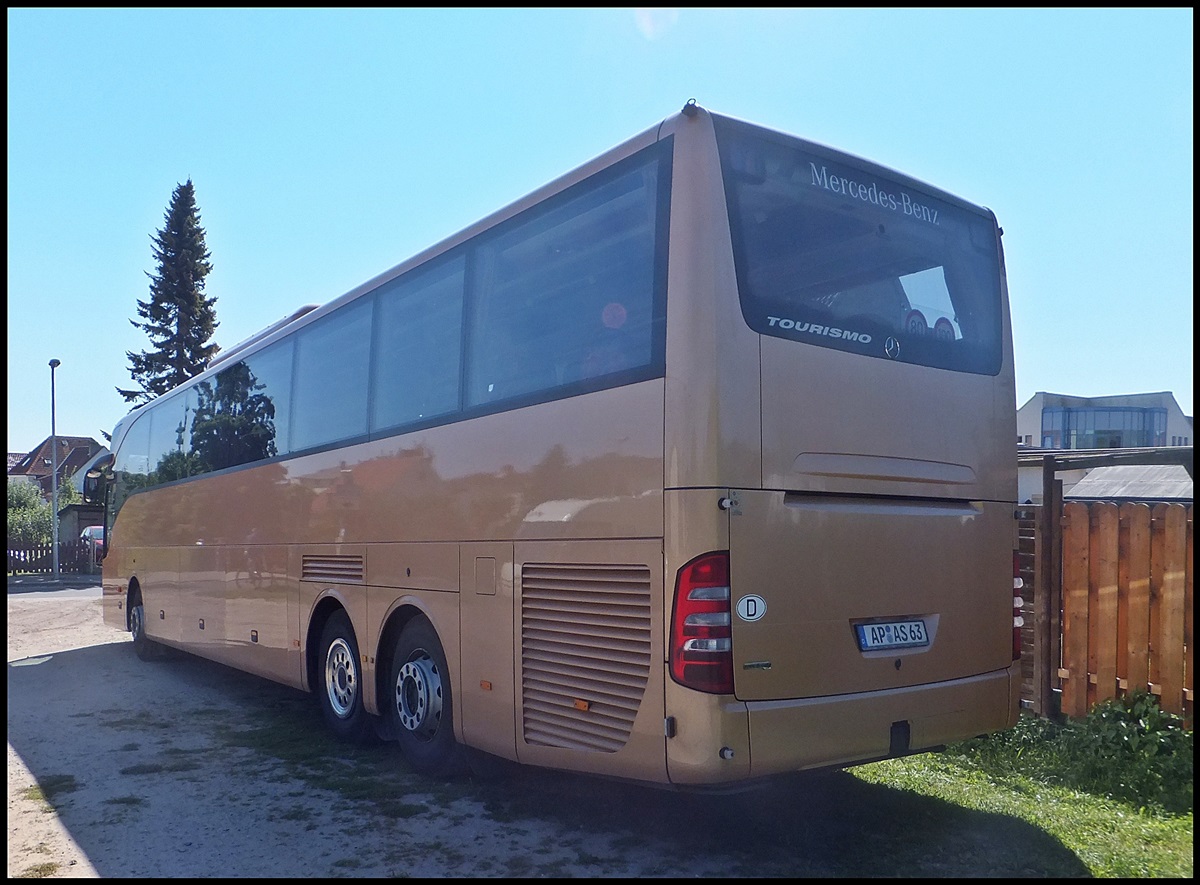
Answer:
[7,8,1193,454]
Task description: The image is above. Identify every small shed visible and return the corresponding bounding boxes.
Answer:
[58,502,106,544]
[1064,464,1193,502]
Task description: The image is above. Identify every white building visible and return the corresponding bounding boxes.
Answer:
[1017,391,1191,450]
[1016,391,1192,504]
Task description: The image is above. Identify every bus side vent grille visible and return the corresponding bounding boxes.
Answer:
[520,562,652,753]
[301,554,365,585]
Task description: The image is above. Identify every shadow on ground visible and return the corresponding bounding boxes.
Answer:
[9,642,1091,877]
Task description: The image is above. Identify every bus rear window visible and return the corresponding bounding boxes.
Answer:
[715,117,1003,375]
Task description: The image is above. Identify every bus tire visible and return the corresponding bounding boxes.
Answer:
[387,616,465,777]
[317,610,373,743]
[130,596,165,662]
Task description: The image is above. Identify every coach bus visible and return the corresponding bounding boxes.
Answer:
[98,100,1021,787]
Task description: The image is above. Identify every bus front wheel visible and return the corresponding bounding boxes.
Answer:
[318,610,373,743]
[130,594,165,662]
[387,616,464,777]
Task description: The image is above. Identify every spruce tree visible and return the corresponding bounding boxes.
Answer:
[118,179,220,404]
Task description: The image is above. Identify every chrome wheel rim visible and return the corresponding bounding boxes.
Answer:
[395,651,443,741]
[130,602,145,641]
[324,637,358,718]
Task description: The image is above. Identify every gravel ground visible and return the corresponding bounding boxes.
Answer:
[7,580,772,878]
[8,577,1086,878]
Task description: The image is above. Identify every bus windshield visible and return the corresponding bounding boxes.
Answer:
[715,116,1004,375]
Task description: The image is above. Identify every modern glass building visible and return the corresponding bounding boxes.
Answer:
[1016,391,1191,451]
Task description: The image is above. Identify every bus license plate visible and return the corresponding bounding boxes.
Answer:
[855,620,929,651]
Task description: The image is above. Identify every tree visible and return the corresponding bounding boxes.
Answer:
[188,362,278,474]
[118,179,220,404]
[7,475,82,546]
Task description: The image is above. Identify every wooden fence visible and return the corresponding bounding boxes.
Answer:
[7,539,98,575]
[1061,502,1192,721]
[1019,498,1193,728]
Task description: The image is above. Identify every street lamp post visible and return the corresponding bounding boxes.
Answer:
[49,358,61,580]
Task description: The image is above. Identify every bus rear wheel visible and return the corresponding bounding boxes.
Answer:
[387,616,464,777]
[318,610,373,743]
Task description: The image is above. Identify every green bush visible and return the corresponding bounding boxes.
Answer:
[948,691,1192,815]
[6,475,82,547]
[1070,691,1193,813]
[7,478,45,511]
[7,479,52,545]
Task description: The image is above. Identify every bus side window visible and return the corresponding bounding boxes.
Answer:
[372,256,465,430]
[573,300,640,382]
[466,154,661,408]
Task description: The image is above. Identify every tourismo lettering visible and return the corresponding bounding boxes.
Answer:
[766,316,872,344]
[809,163,939,226]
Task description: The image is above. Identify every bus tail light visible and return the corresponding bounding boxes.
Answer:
[1012,551,1025,661]
[670,551,733,694]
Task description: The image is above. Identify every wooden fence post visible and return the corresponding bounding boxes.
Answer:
[1151,504,1187,716]
[1186,505,1194,728]
[1033,457,1063,718]
[1088,503,1119,709]
[1061,501,1090,719]
[1118,503,1153,699]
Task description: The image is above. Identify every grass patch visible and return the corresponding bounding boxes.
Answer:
[949,692,1192,814]
[22,774,79,806]
[117,759,199,777]
[502,854,534,876]
[277,806,314,822]
[119,762,166,776]
[854,753,1191,877]
[14,862,60,878]
[100,712,173,732]
[104,795,146,806]
[209,700,455,823]
[854,692,1193,878]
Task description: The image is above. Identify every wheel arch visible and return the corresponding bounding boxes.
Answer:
[305,594,349,695]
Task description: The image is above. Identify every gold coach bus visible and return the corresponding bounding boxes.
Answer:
[98,100,1021,787]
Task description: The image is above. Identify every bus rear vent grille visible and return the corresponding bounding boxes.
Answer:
[301,554,365,585]
[520,562,652,753]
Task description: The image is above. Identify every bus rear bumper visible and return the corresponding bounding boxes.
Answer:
[743,663,1021,779]
[665,662,1020,786]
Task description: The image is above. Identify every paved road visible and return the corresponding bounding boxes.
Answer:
[7,573,102,598]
